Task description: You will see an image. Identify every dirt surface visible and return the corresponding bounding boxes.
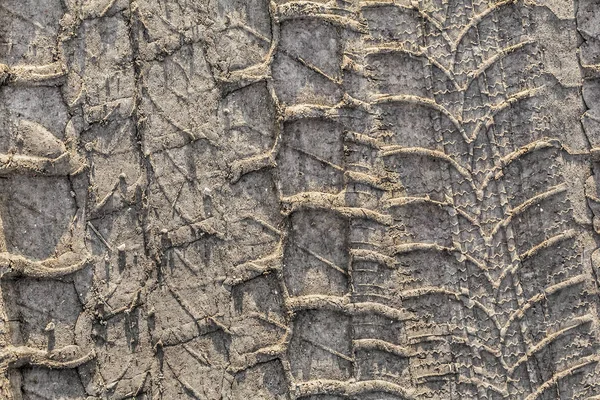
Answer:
[1,0,600,399]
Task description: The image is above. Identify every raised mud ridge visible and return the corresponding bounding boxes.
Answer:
[1,0,600,399]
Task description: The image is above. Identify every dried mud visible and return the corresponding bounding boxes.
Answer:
[2,0,600,399]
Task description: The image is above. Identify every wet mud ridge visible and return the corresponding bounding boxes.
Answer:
[1,0,600,399]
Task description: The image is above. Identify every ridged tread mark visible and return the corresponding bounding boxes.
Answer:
[221,0,600,398]
[0,2,104,397]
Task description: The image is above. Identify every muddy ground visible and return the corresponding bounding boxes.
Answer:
[1,0,600,399]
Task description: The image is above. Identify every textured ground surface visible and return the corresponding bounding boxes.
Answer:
[1,0,600,399]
